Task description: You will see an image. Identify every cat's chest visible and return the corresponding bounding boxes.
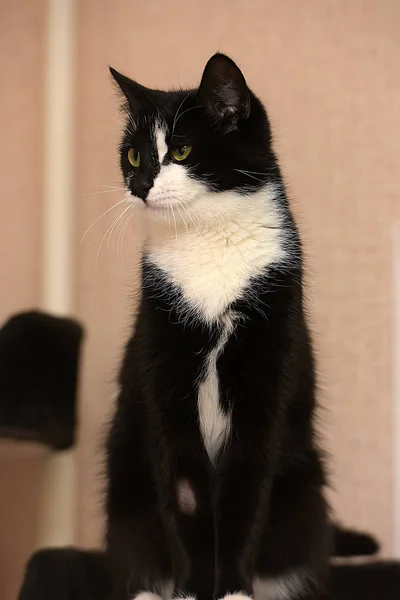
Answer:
[147,219,284,324]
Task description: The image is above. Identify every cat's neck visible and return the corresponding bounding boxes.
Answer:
[144,185,289,324]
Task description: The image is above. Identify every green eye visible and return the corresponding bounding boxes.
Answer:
[128,148,140,167]
[171,145,192,162]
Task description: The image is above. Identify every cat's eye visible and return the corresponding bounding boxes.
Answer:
[171,145,192,162]
[128,148,140,167]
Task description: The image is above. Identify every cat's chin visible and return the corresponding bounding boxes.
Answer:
[125,193,185,219]
[125,194,169,222]
[143,202,185,223]
[131,198,198,227]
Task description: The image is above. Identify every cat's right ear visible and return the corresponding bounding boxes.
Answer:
[109,67,149,114]
[198,54,251,133]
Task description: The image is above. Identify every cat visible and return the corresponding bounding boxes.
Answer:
[105,53,329,600]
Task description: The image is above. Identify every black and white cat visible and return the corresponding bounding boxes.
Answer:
[106,54,329,600]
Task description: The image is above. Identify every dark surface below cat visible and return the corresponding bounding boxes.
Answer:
[105,53,329,600]
[18,529,400,600]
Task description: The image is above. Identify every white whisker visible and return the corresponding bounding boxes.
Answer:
[122,211,133,261]
[82,188,125,196]
[169,200,178,241]
[94,206,127,282]
[107,206,130,249]
[80,198,126,246]
[175,203,189,236]
[178,200,202,237]
[235,169,269,176]
[234,169,267,183]
[118,210,131,263]
[93,184,126,190]
[171,90,193,137]
[174,105,201,129]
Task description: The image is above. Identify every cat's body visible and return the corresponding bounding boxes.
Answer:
[106,55,329,600]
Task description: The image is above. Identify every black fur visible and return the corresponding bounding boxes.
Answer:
[0,311,83,450]
[332,524,380,557]
[105,54,329,600]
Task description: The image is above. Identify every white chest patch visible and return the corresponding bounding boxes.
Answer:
[197,312,235,462]
[148,185,287,324]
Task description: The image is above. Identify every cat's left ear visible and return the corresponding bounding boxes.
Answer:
[198,53,251,132]
[110,67,154,115]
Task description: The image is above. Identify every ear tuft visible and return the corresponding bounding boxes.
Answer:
[109,67,135,100]
[109,67,157,116]
[198,53,250,132]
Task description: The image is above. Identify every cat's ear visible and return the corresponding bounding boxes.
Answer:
[198,54,250,132]
[110,67,154,115]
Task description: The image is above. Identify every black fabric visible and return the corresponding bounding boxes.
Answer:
[0,311,84,450]
[330,562,400,599]
[17,548,111,600]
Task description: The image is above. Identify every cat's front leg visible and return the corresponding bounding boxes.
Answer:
[151,438,215,600]
[213,422,277,600]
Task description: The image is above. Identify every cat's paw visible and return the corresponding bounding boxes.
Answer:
[218,594,252,600]
[132,593,164,600]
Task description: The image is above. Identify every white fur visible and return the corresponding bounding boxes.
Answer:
[132,593,164,600]
[176,479,197,514]
[197,312,235,462]
[146,162,206,214]
[155,125,168,164]
[218,594,251,600]
[253,570,308,600]
[147,183,286,324]
[131,582,174,600]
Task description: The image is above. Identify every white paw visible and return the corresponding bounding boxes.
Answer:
[132,593,164,600]
[219,594,252,600]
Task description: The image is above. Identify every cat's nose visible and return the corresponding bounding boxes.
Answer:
[133,179,152,201]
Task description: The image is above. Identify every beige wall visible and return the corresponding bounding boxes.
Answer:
[0,2,47,599]
[1,2,400,596]
[0,443,48,600]
[0,0,45,323]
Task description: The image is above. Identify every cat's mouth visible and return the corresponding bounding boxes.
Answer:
[126,190,194,214]
[125,192,187,222]
[139,199,176,213]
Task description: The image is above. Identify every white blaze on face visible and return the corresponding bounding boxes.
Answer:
[155,125,168,165]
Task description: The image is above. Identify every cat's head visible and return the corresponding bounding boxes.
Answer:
[111,53,277,225]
